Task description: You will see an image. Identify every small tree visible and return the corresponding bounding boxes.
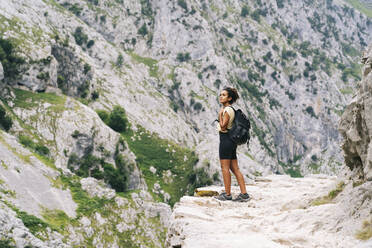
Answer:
[116,54,124,67]
[109,106,129,133]
[177,0,188,11]
[138,24,148,36]
[73,27,88,46]
[241,5,249,17]
[0,105,12,131]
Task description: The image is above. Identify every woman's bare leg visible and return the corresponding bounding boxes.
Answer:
[220,159,232,195]
[230,159,247,194]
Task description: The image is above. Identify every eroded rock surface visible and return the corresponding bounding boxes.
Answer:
[339,44,372,181]
[167,175,371,248]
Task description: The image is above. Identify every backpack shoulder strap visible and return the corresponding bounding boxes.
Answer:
[227,106,236,112]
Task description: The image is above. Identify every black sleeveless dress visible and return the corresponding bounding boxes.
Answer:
[218,107,237,160]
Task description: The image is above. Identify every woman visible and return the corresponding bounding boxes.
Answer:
[215,87,250,202]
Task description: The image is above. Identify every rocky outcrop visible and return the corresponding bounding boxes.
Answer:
[339,44,372,181]
[166,175,372,248]
[51,44,93,98]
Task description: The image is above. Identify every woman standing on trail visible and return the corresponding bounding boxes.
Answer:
[215,87,250,202]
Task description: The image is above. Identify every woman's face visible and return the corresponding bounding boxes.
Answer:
[219,90,232,104]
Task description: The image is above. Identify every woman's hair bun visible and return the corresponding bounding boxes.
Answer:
[223,87,239,104]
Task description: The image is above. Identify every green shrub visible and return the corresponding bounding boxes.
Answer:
[281,49,297,60]
[97,106,129,133]
[87,40,95,48]
[83,63,91,74]
[0,239,15,248]
[187,168,213,194]
[0,105,12,131]
[241,5,250,17]
[91,90,99,100]
[214,79,221,88]
[176,53,191,62]
[305,106,316,118]
[73,27,88,46]
[116,54,124,67]
[193,102,203,111]
[251,9,261,22]
[77,81,90,98]
[88,0,99,5]
[269,97,281,109]
[285,90,295,100]
[213,171,220,182]
[67,140,129,192]
[276,0,285,8]
[96,110,110,124]
[68,3,82,16]
[35,144,50,156]
[19,135,35,148]
[177,0,188,11]
[108,106,129,133]
[140,0,153,17]
[220,27,234,38]
[0,38,25,80]
[100,15,106,23]
[263,51,272,62]
[18,135,50,157]
[36,72,50,81]
[138,24,148,36]
[17,210,48,236]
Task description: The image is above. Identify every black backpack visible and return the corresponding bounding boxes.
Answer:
[228,106,251,146]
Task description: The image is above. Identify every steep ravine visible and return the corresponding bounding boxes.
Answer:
[0,0,372,247]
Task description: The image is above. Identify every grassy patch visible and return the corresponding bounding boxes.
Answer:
[340,87,354,95]
[13,88,66,109]
[42,208,75,236]
[278,161,303,178]
[345,0,372,18]
[0,239,15,248]
[59,175,114,218]
[129,52,159,78]
[353,180,364,187]
[121,126,205,206]
[311,181,345,206]
[356,218,372,240]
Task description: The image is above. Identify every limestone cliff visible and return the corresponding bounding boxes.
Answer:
[339,44,372,181]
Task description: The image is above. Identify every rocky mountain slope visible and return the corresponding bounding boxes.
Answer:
[0,0,371,246]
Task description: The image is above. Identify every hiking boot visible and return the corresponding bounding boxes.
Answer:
[214,192,232,201]
[233,193,250,202]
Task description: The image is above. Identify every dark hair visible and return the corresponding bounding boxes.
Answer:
[223,87,239,104]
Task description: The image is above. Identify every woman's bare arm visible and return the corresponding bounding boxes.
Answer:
[219,111,230,131]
